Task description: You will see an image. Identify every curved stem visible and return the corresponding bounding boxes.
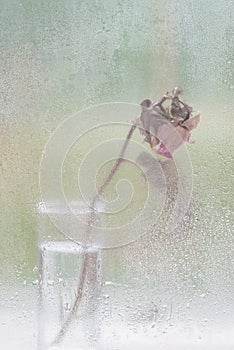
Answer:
[51,124,136,346]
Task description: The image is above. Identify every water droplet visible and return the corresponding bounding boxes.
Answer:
[47,279,54,286]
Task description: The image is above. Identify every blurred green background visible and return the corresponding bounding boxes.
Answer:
[0,1,233,349]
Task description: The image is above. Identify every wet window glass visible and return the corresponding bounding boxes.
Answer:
[0,1,233,349]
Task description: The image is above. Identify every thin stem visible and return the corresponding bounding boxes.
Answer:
[51,124,136,346]
[94,124,136,201]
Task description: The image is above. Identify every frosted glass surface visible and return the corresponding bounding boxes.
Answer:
[0,1,233,349]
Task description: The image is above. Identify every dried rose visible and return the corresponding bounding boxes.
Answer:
[134,88,200,159]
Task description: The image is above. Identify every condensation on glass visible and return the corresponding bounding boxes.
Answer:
[0,1,233,349]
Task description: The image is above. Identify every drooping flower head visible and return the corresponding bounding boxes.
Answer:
[134,87,200,158]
